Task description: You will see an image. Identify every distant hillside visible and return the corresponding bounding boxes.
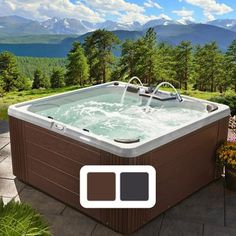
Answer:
[0,31,143,57]
[17,57,67,79]
[0,15,51,37]
[0,15,144,36]
[153,24,236,50]
[0,34,77,44]
[207,19,236,32]
[1,24,236,57]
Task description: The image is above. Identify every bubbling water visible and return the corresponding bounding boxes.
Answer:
[36,93,207,141]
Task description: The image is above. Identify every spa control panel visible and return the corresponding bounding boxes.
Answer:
[80,165,156,208]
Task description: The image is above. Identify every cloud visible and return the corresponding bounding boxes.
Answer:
[157,13,172,21]
[172,7,195,22]
[85,0,162,24]
[184,0,233,20]
[118,12,157,24]
[86,0,144,13]
[144,0,162,9]
[118,12,171,24]
[0,0,171,24]
[0,0,103,22]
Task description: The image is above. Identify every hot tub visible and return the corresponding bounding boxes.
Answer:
[8,81,230,234]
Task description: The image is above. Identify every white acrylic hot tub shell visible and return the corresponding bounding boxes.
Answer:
[8,82,230,157]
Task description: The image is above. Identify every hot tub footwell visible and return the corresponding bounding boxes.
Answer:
[9,116,229,234]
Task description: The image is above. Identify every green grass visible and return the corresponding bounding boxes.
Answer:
[0,86,81,121]
[0,85,222,121]
[158,87,220,100]
[0,198,51,235]
[179,89,220,100]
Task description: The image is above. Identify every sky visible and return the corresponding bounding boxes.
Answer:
[0,0,236,24]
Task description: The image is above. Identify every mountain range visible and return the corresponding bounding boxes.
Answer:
[0,15,236,57]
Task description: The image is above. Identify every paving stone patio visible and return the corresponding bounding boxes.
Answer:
[1,119,236,236]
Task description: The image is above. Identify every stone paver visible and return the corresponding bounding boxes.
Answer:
[164,180,224,226]
[92,224,122,236]
[18,186,65,215]
[0,120,9,138]
[203,224,236,236]
[2,196,14,205]
[160,218,203,236]
[0,143,11,162]
[0,156,14,179]
[45,214,97,236]
[132,214,163,236]
[0,137,10,150]
[225,188,236,229]
[0,178,25,198]
[62,206,88,218]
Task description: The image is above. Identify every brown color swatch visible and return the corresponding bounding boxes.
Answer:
[87,172,115,201]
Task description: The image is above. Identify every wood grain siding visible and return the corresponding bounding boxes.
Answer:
[215,116,229,178]
[26,142,83,178]
[28,169,80,208]
[9,115,229,234]
[28,157,79,194]
[9,117,28,182]
[24,123,100,165]
[149,122,220,221]
[22,120,101,221]
[217,117,229,145]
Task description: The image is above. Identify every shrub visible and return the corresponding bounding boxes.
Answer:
[0,51,21,92]
[0,198,51,235]
[50,68,65,88]
[32,69,50,89]
[210,92,236,116]
[0,79,5,98]
[16,76,32,91]
[216,142,236,170]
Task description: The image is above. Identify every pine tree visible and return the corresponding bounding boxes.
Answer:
[226,39,236,92]
[32,69,50,89]
[174,41,192,90]
[193,42,223,92]
[117,28,158,84]
[83,29,120,84]
[156,42,177,85]
[16,76,32,91]
[66,42,89,86]
[50,68,65,88]
[32,69,42,89]
[135,28,158,84]
[0,51,21,92]
[118,39,137,79]
[0,78,5,98]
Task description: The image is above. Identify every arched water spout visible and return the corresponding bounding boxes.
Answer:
[120,76,144,104]
[145,82,182,108]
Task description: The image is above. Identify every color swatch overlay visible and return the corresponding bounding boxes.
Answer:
[80,165,156,208]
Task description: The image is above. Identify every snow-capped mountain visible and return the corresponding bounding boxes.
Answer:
[207,19,236,32]
[1,16,236,57]
[96,20,142,31]
[142,18,181,30]
[41,18,143,34]
[41,17,94,35]
[1,15,236,37]
[0,15,205,36]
